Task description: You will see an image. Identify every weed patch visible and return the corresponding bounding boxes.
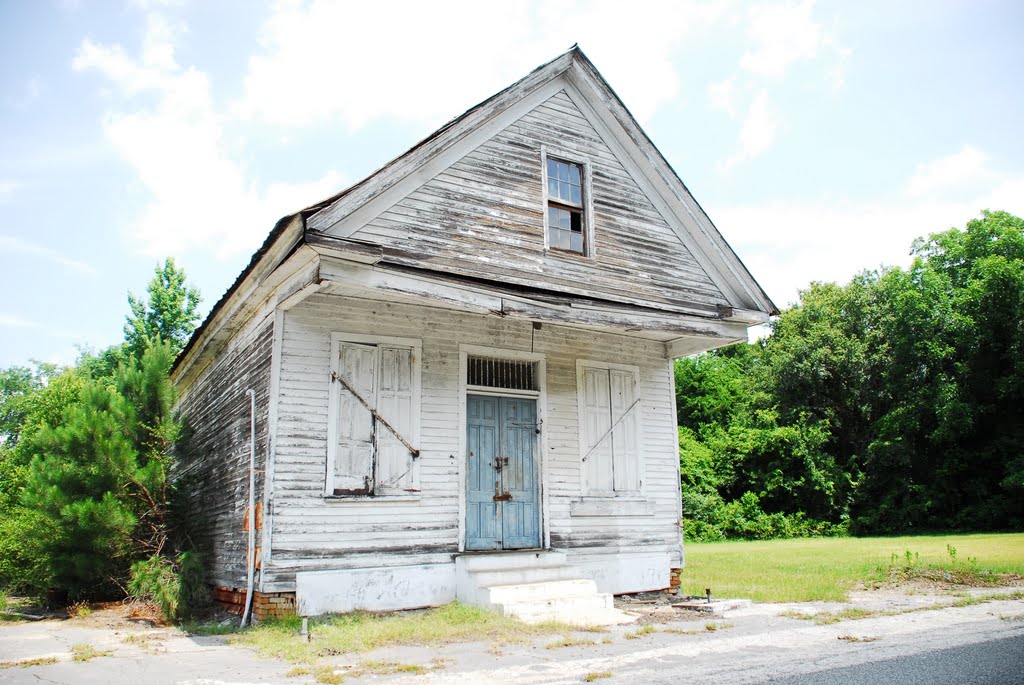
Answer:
[71,643,114,662]
[0,657,59,669]
[624,625,656,640]
[584,671,613,682]
[232,603,570,664]
[546,636,603,649]
[838,635,879,643]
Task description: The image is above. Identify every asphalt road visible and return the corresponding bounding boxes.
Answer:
[762,634,1024,685]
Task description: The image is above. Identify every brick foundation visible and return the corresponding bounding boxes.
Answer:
[665,567,682,594]
[210,585,296,620]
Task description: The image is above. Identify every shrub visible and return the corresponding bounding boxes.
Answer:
[128,551,207,621]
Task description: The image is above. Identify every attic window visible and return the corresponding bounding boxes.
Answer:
[542,148,592,255]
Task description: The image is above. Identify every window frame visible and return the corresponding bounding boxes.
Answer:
[575,358,643,497]
[325,332,422,499]
[541,145,594,257]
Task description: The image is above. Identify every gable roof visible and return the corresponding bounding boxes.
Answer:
[173,46,776,377]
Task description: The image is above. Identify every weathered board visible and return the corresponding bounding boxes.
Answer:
[176,315,274,588]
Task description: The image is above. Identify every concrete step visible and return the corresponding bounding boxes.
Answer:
[484,579,600,605]
[455,550,567,573]
[470,564,582,588]
[500,594,632,626]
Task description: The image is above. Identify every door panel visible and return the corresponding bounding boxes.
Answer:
[335,343,377,493]
[501,398,540,548]
[466,395,501,550]
[465,395,541,551]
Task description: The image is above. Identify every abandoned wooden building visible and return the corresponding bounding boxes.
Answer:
[172,46,777,623]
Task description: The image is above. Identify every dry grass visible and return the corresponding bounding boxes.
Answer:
[289,658,445,683]
[0,656,59,669]
[70,643,114,662]
[584,671,614,682]
[233,602,577,664]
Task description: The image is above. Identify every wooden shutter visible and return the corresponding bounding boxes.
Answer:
[334,343,377,494]
[610,369,639,492]
[582,367,614,493]
[375,345,415,491]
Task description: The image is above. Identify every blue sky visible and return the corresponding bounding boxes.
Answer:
[2,0,1023,368]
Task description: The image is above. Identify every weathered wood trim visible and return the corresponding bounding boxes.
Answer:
[318,256,501,315]
[717,305,770,325]
[569,498,655,517]
[457,344,549,551]
[317,254,751,343]
[499,298,749,340]
[666,334,744,359]
[259,307,285,589]
[667,356,684,567]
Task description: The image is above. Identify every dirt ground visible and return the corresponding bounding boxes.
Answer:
[2,582,1023,685]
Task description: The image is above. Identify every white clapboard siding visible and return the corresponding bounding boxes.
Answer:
[262,292,681,591]
[346,89,726,314]
[176,314,275,589]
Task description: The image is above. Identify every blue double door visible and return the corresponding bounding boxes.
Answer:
[466,395,541,550]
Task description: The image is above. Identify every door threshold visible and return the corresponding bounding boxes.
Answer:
[456,548,551,556]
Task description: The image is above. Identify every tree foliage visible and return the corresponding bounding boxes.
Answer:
[124,257,201,359]
[0,257,203,600]
[679,211,1024,539]
[18,343,182,597]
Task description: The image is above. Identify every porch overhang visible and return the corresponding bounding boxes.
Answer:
[308,247,754,358]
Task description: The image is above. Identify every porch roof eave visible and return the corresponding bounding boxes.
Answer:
[309,250,752,356]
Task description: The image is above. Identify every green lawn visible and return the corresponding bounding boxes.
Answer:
[679,533,1024,603]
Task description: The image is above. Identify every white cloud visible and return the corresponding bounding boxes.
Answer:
[234,0,721,130]
[73,10,345,259]
[721,90,778,169]
[0,235,97,275]
[906,145,992,198]
[715,155,1024,308]
[714,1,847,169]
[740,0,825,78]
[0,314,39,329]
[0,181,18,203]
[708,77,739,118]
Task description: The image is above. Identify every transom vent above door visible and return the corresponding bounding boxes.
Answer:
[467,356,538,391]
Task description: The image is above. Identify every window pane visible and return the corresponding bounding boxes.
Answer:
[569,164,581,184]
[547,206,559,226]
[548,178,559,196]
[570,210,582,233]
[558,161,569,181]
[547,159,557,179]
[569,232,583,252]
[569,184,581,204]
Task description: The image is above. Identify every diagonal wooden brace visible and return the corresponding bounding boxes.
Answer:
[331,371,420,458]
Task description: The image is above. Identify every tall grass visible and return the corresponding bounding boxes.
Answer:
[680,533,1024,602]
